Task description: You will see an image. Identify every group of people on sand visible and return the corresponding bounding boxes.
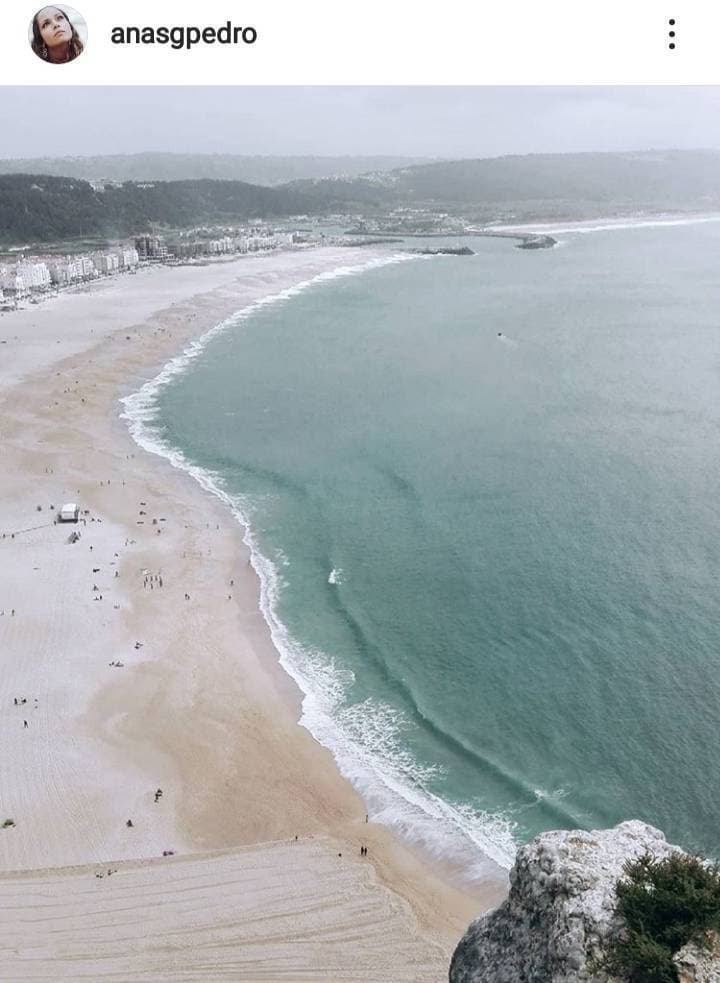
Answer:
[95,868,117,879]
[13,696,38,729]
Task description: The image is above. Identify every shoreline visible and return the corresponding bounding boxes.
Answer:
[0,245,505,975]
[484,210,720,235]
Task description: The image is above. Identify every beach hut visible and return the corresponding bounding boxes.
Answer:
[58,503,79,523]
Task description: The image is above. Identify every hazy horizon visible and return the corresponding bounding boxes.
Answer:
[3,86,720,159]
[0,147,716,162]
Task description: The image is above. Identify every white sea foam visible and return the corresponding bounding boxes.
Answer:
[120,250,517,882]
[491,213,720,238]
[533,787,569,802]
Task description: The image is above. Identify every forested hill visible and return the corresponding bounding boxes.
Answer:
[4,150,720,244]
[0,154,434,186]
[0,175,328,244]
[288,149,720,219]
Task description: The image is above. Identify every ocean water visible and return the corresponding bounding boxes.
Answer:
[122,221,720,882]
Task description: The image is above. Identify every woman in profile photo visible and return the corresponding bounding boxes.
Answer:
[31,6,84,63]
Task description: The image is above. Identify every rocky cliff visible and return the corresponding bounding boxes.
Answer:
[449,820,717,983]
[674,936,720,983]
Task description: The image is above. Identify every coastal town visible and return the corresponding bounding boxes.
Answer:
[0,214,559,309]
[0,226,309,308]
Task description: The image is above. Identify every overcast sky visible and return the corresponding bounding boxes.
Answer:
[3,87,720,159]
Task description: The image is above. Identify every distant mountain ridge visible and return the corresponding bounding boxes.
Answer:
[0,154,437,187]
[2,150,720,246]
[288,149,720,220]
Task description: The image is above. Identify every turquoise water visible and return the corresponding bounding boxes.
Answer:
[124,222,720,881]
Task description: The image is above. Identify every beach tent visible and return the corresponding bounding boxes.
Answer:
[58,503,79,523]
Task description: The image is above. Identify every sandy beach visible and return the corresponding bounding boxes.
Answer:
[0,246,505,980]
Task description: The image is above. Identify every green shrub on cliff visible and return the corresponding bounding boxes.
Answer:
[599,851,720,982]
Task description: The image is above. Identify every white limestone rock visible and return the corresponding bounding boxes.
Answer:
[674,933,720,983]
[449,821,681,983]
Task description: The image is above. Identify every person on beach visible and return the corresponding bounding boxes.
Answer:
[31,6,84,63]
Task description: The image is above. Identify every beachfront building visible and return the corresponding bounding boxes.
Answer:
[0,269,28,299]
[3,245,137,301]
[206,236,235,254]
[48,262,68,286]
[17,261,52,291]
[48,259,74,285]
[166,241,198,259]
[48,256,96,284]
[135,235,168,261]
[94,252,120,275]
[1,261,51,298]
[119,247,140,268]
[247,234,274,252]
[79,256,96,279]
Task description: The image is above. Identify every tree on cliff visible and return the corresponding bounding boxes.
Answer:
[599,851,720,982]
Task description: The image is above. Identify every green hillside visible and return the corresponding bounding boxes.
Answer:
[0,174,327,244]
[0,154,434,187]
[289,150,720,220]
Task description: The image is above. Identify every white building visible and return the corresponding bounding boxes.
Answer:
[49,258,80,283]
[206,236,234,254]
[17,261,51,291]
[119,247,139,268]
[0,272,27,298]
[79,256,96,279]
[48,262,70,285]
[94,253,120,275]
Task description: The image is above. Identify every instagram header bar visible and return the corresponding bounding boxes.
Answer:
[3,0,719,85]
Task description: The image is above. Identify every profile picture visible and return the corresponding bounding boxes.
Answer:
[30,5,86,64]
